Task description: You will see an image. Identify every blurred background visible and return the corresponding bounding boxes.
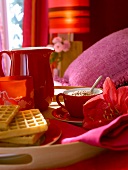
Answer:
[0,0,128,76]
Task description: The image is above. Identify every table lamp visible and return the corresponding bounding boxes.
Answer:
[48,0,90,36]
[48,0,90,77]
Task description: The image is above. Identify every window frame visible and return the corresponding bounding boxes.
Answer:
[0,0,10,50]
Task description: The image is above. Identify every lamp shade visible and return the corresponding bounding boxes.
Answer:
[48,0,90,34]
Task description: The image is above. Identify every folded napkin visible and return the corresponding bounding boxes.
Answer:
[62,114,128,150]
[50,118,128,170]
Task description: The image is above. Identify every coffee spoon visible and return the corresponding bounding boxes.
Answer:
[90,75,102,93]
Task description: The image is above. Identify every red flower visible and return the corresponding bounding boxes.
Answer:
[83,77,128,130]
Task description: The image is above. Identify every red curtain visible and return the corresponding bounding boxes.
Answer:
[22,0,49,47]
[0,33,2,51]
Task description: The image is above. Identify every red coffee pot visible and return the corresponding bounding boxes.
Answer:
[0,47,54,111]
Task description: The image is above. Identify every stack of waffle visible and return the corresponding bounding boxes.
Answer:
[0,105,48,147]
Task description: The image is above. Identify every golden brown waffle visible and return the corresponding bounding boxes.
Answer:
[0,132,45,145]
[0,105,20,130]
[0,109,48,139]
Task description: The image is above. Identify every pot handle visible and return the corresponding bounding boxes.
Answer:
[0,51,11,76]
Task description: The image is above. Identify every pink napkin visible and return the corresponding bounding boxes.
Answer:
[49,117,128,170]
[62,114,128,150]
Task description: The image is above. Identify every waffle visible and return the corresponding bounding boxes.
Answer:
[0,109,48,139]
[0,134,45,147]
[0,105,20,130]
[0,132,45,145]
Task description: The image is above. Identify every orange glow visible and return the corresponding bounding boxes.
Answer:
[48,0,89,8]
[48,0,90,34]
[65,18,73,24]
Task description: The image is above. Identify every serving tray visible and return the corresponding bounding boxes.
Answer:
[0,142,104,170]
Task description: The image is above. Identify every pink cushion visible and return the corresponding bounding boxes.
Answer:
[54,28,128,88]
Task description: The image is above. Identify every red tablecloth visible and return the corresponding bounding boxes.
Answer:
[47,119,128,170]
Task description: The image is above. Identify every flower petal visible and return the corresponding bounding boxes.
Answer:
[83,94,113,130]
[52,36,62,44]
[54,42,63,53]
[63,40,71,52]
[103,77,118,108]
[117,86,128,114]
[83,77,128,130]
